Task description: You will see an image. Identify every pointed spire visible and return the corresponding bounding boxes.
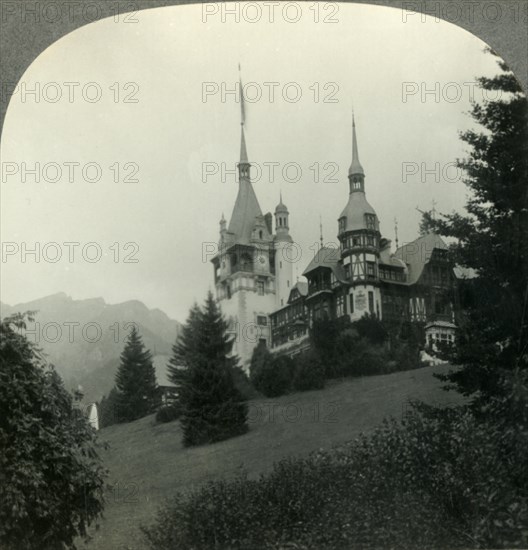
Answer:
[240,125,248,164]
[348,114,364,177]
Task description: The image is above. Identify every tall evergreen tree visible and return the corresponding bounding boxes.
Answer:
[170,292,248,446]
[115,326,160,422]
[434,49,528,404]
[167,303,202,396]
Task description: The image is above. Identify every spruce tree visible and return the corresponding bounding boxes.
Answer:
[167,303,202,397]
[434,50,528,404]
[171,292,248,446]
[115,326,160,422]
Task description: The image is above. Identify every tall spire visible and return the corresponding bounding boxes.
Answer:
[238,63,249,169]
[348,114,364,177]
[228,64,263,245]
[240,125,248,164]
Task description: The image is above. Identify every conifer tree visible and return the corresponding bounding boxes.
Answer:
[167,303,202,396]
[434,50,528,403]
[170,292,248,446]
[115,326,160,422]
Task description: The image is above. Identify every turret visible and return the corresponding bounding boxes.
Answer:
[274,193,293,308]
[337,116,382,320]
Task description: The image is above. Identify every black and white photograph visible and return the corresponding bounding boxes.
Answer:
[1,1,527,549]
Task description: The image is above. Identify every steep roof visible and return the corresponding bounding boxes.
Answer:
[302,247,346,282]
[348,117,364,176]
[339,192,380,232]
[394,233,448,285]
[289,281,308,298]
[379,246,407,270]
[226,126,263,245]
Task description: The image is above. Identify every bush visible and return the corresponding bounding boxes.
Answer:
[391,342,425,372]
[292,351,325,391]
[142,390,528,550]
[156,403,182,423]
[250,344,294,397]
[353,313,388,345]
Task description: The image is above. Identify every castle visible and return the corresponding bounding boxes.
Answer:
[211,116,457,370]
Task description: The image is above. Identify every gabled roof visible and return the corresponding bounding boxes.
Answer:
[379,246,407,270]
[394,232,448,285]
[288,281,308,303]
[302,247,347,282]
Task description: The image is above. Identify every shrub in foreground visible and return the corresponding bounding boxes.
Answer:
[142,387,528,550]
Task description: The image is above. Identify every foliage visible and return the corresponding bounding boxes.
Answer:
[97,387,122,428]
[309,318,343,378]
[432,50,528,403]
[353,313,388,346]
[171,292,248,447]
[143,385,528,549]
[418,209,437,236]
[0,313,107,550]
[249,342,294,397]
[115,326,161,422]
[292,350,325,391]
[155,402,182,424]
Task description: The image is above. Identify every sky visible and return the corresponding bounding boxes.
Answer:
[0,2,503,321]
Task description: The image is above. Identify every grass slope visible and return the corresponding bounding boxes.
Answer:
[86,365,461,550]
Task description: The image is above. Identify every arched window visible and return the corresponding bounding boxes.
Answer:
[259,230,263,239]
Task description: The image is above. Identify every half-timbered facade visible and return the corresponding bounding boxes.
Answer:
[269,118,458,355]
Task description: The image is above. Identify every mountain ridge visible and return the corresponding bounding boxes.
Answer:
[1,294,181,403]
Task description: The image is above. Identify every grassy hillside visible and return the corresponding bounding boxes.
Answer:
[86,364,462,550]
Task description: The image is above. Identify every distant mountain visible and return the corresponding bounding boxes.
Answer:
[0,293,181,403]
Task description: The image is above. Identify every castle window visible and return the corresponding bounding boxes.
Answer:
[257,315,267,326]
[338,217,346,233]
[259,230,263,239]
[344,264,350,279]
[367,235,374,246]
[353,236,360,247]
[366,262,375,278]
[257,281,264,295]
[365,214,375,230]
[349,293,354,313]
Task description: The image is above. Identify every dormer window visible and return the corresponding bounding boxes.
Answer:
[338,217,346,233]
[365,214,375,230]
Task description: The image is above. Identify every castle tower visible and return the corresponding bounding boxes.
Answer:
[274,193,293,309]
[337,116,382,320]
[211,123,276,370]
